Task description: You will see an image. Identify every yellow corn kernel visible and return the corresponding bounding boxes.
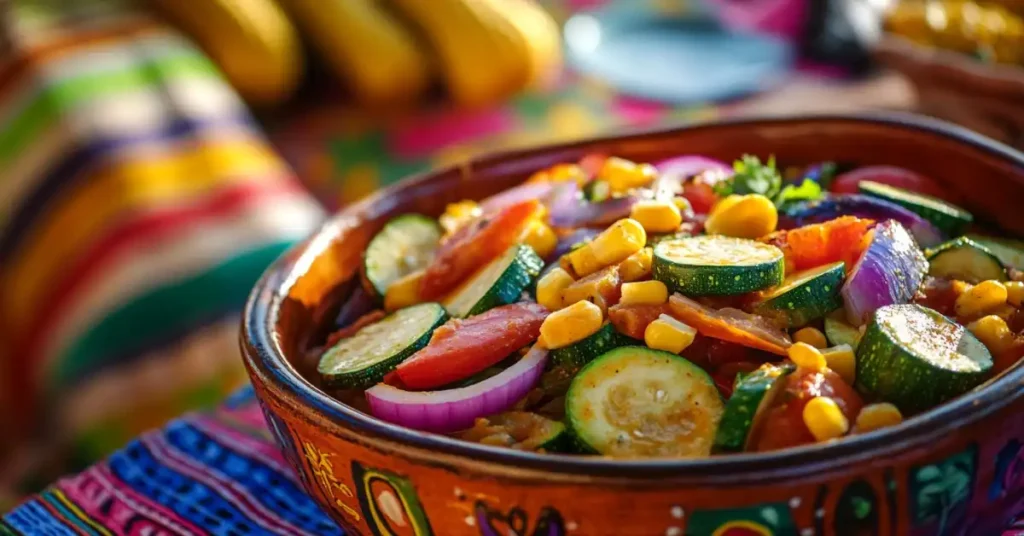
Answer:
[854,403,903,433]
[539,300,604,350]
[599,156,658,193]
[536,268,574,311]
[822,344,856,384]
[788,342,827,372]
[968,314,1015,354]
[564,246,599,278]
[1006,281,1024,307]
[620,280,668,306]
[644,314,697,354]
[672,196,693,215]
[439,200,481,235]
[570,218,646,276]
[383,269,425,312]
[955,280,1008,318]
[629,200,682,234]
[528,163,587,185]
[793,327,828,349]
[803,396,850,442]
[519,220,557,259]
[618,247,653,282]
[705,194,778,239]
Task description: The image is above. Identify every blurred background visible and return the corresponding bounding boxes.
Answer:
[0,0,1022,505]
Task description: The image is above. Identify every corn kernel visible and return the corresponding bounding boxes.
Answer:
[854,403,903,433]
[705,194,778,239]
[793,327,828,349]
[384,269,425,312]
[968,314,1015,354]
[618,247,653,282]
[519,220,557,258]
[1006,281,1024,307]
[599,157,658,193]
[439,200,482,235]
[620,280,669,306]
[570,218,646,277]
[536,268,574,311]
[644,314,697,354]
[539,300,604,350]
[803,396,850,442]
[788,342,827,371]
[629,200,683,234]
[955,280,1008,318]
[672,196,693,216]
[822,344,856,384]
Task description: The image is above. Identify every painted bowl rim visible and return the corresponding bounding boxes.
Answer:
[243,113,1024,481]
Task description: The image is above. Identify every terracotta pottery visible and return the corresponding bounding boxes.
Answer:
[242,115,1024,536]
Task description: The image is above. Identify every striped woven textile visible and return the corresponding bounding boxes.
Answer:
[0,0,323,491]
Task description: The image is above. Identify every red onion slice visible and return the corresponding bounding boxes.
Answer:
[545,182,639,229]
[655,155,732,181]
[842,220,928,325]
[480,181,557,214]
[781,194,944,247]
[365,346,548,433]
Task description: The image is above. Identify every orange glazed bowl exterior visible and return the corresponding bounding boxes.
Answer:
[242,115,1024,536]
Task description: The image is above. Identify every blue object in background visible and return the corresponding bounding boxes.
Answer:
[564,4,794,104]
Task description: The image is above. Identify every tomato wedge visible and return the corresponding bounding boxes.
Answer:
[420,200,541,300]
[752,368,864,452]
[395,302,547,389]
[668,294,791,355]
[763,216,874,273]
[608,303,669,339]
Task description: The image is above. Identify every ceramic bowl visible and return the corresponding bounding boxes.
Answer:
[242,115,1024,536]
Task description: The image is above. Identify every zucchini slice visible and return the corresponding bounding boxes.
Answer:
[926,237,1008,283]
[824,310,863,352]
[457,411,571,452]
[752,261,846,327]
[856,304,993,413]
[858,181,973,236]
[652,236,785,296]
[566,346,723,457]
[318,302,448,388]
[550,322,637,370]
[965,234,1024,271]
[713,363,794,453]
[363,214,441,297]
[444,244,544,318]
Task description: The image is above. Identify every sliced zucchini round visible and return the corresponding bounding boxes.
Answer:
[363,214,441,297]
[713,363,794,453]
[566,346,723,457]
[318,302,448,388]
[444,244,544,318]
[856,304,993,414]
[456,411,571,452]
[652,236,785,296]
[965,234,1024,271]
[824,309,863,352]
[926,237,1008,283]
[752,261,846,327]
[858,181,973,236]
[550,322,637,370]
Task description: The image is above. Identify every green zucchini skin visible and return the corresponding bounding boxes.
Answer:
[444,244,544,318]
[652,236,785,296]
[824,310,863,352]
[855,304,993,414]
[318,302,448,389]
[858,180,973,236]
[550,322,638,370]
[713,363,794,453]
[752,261,846,328]
[566,346,723,457]
[362,214,441,298]
[966,234,1024,271]
[926,237,1008,283]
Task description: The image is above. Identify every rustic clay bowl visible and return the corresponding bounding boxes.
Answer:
[242,115,1024,536]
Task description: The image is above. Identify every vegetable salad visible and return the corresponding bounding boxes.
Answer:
[314,154,1024,458]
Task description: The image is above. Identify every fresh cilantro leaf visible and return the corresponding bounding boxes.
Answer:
[775,179,824,208]
[715,154,782,199]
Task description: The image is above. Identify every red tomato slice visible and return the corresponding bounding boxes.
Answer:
[713,361,761,398]
[395,302,548,389]
[681,180,719,214]
[607,303,668,340]
[752,368,864,452]
[420,200,540,300]
[763,216,874,273]
[831,165,955,202]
